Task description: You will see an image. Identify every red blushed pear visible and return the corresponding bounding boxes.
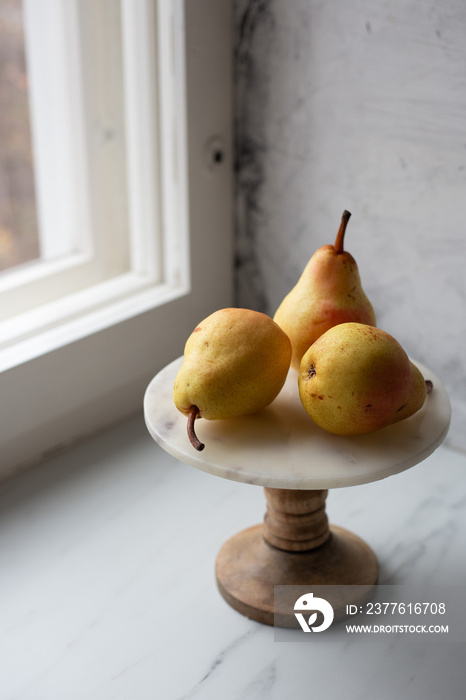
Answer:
[173,308,292,451]
[298,323,432,436]
[273,211,376,371]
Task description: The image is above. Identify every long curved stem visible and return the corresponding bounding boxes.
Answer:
[187,405,205,451]
[333,210,351,254]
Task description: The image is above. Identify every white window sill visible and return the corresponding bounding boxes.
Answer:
[0,414,465,698]
[0,275,188,372]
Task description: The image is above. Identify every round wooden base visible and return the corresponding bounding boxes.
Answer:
[215,523,379,627]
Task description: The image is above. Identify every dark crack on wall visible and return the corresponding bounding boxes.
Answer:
[234,0,275,314]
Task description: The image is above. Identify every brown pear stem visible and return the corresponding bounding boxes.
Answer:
[187,405,205,451]
[333,210,351,254]
[426,380,433,394]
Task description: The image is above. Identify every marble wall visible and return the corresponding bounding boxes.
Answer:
[234,0,466,451]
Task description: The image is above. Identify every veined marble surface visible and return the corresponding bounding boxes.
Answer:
[0,412,465,699]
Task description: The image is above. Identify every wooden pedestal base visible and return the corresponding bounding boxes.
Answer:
[215,488,378,627]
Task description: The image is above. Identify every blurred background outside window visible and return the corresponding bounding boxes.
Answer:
[0,0,40,273]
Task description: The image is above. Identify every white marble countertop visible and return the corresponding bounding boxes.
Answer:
[1,412,465,699]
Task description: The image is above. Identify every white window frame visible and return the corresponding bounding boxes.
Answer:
[0,0,234,481]
[0,0,131,318]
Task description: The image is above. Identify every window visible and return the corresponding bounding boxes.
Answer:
[0,0,233,480]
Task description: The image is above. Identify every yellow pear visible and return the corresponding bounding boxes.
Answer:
[298,323,431,436]
[173,308,292,450]
[274,211,376,371]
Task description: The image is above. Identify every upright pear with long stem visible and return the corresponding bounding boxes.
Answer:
[273,210,376,371]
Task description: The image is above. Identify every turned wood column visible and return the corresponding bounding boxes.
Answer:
[216,487,378,626]
[262,488,330,552]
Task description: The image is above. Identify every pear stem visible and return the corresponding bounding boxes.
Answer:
[187,405,205,451]
[333,210,351,254]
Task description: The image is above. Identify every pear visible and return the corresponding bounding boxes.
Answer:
[298,322,432,436]
[173,308,292,450]
[274,211,376,371]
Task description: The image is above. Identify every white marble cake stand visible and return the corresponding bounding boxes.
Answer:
[144,356,451,627]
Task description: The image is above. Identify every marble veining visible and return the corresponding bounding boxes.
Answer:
[0,413,465,698]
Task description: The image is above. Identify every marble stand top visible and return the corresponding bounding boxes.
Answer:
[144,356,451,490]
